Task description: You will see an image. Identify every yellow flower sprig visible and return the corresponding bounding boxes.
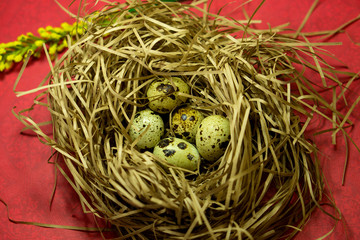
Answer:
[0,1,185,73]
[0,21,87,72]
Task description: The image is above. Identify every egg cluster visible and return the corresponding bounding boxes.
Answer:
[129,77,230,171]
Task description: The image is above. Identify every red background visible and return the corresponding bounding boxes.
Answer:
[0,0,359,239]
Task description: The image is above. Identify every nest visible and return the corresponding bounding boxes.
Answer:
[15,0,357,239]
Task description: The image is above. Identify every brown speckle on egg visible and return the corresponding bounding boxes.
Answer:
[156,83,175,94]
[163,149,176,157]
[182,132,190,137]
[178,142,187,149]
[158,137,174,148]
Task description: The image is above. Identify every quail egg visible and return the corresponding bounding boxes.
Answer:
[171,107,204,143]
[195,115,230,161]
[146,77,190,114]
[129,109,164,150]
[153,137,200,171]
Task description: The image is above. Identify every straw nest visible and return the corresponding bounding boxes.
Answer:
[16,0,357,239]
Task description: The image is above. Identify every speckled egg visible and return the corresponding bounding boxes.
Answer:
[146,77,190,114]
[171,107,204,143]
[129,109,164,150]
[195,115,230,161]
[153,137,200,171]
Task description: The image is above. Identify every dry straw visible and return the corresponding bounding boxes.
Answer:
[13,0,359,239]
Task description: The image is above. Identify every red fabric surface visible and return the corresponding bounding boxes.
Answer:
[0,0,359,239]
